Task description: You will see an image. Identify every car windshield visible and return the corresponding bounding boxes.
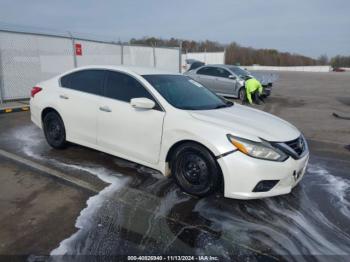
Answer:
[229,66,250,78]
[142,74,233,110]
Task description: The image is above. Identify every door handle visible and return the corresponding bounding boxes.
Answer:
[59,94,69,99]
[99,106,112,112]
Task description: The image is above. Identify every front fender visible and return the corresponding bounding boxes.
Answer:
[158,119,236,175]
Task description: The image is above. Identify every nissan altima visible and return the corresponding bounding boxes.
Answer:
[30,65,309,199]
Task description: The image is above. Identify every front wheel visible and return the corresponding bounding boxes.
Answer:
[43,111,67,149]
[239,87,246,102]
[171,142,222,197]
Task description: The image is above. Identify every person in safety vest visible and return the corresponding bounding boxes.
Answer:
[243,77,264,105]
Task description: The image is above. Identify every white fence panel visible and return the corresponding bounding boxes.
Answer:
[154,47,179,72]
[245,65,331,72]
[0,30,180,101]
[0,31,74,100]
[182,52,225,72]
[76,40,122,67]
[123,45,154,68]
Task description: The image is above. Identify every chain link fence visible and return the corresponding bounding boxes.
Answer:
[0,29,181,102]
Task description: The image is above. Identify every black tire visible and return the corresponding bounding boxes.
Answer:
[171,142,221,197]
[239,87,246,102]
[43,111,67,149]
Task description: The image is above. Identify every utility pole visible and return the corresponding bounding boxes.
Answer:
[67,31,77,68]
[179,41,183,73]
[0,50,4,104]
[121,44,124,65]
[223,47,227,64]
[152,42,157,68]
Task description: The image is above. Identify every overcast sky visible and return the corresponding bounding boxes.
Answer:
[0,0,349,58]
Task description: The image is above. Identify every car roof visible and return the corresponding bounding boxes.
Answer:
[202,64,238,69]
[186,59,203,64]
[65,65,180,76]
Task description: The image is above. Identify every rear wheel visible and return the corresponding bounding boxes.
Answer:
[43,111,67,149]
[171,142,221,197]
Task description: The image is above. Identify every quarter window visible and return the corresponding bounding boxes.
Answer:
[60,70,105,95]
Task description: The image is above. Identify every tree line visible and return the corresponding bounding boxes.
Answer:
[330,55,350,68]
[129,37,350,67]
[225,42,316,66]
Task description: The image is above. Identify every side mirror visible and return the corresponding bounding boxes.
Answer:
[228,75,237,80]
[130,97,155,110]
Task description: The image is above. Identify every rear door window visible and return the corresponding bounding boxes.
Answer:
[197,67,217,76]
[60,69,105,95]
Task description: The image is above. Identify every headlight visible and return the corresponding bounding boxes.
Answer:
[227,135,288,162]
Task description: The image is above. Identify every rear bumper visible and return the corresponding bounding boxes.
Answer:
[217,151,309,199]
[29,98,42,129]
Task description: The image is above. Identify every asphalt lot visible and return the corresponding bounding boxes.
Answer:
[260,71,350,151]
[0,71,349,261]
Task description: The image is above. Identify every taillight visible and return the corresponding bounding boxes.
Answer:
[31,86,42,98]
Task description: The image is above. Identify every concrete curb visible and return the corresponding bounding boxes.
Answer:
[0,148,100,193]
[0,106,30,114]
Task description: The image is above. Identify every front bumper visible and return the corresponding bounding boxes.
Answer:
[262,85,272,97]
[217,151,309,199]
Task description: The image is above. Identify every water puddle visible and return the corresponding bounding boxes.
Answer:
[7,125,350,258]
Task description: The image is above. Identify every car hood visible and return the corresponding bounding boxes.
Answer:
[190,104,300,142]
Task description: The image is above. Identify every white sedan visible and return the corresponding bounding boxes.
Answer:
[30,65,309,199]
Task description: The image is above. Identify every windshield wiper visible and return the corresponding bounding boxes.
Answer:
[214,101,233,109]
[215,104,229,109]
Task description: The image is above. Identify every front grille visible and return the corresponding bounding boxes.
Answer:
[285,137,304,155]
[272,135,307,160]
